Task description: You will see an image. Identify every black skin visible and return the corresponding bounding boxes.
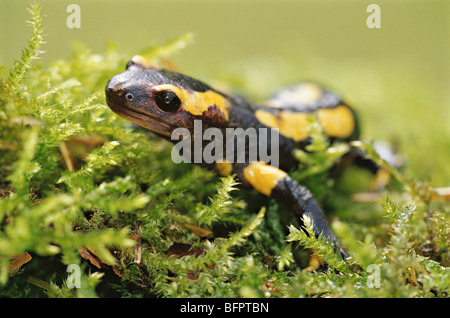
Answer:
[225,98,351,258]
[105,58,399,263]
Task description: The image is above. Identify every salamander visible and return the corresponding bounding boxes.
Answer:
[105,55,394,268]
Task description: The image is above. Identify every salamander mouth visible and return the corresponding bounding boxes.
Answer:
[117,106,173,138]
[105,88,173,138]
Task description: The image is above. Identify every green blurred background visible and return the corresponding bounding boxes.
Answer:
[1,0,449,186]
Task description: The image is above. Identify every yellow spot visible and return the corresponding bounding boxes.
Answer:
[243,162,287,197]
[316,105,355,138]
[370,168,391,191]
[303,253,325,271]
[153,84,231,121]
[130,55,155,69]
[269,83,323,108]
[215,160,233,176]
[255,110,310,141]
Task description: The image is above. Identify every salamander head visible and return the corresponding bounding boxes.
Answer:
[105,56,231,137]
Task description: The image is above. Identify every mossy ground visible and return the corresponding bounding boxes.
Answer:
[0,4,448,298]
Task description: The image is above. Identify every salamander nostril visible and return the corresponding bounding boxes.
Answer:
[126,93,134,101]
[105,75,130,105]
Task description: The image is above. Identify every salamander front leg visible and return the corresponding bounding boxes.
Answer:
[240,162,348,269]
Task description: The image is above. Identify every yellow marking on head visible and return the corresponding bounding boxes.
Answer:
[215,160,233,176]
[243,162,287,197]
[316,105,355,138]
[255,110,310,141]
[153,84,230,121]
[130,55,155,69]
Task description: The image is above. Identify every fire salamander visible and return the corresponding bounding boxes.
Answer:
[105,55,396,269]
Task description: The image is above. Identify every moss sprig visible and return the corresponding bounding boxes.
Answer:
[286,215,352,275]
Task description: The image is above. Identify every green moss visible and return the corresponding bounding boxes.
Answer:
[0,4,448,298]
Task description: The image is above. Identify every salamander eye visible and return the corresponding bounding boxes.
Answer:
[154,91,181,112]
